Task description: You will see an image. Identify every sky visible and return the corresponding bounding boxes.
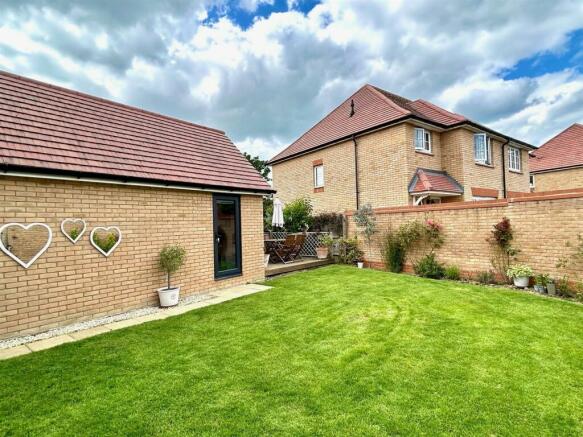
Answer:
[1,0,583,159]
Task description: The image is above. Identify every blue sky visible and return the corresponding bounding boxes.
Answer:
[502,29,583,80]
[1,0,582,158]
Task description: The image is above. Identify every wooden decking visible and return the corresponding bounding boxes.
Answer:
[265,257,332,277]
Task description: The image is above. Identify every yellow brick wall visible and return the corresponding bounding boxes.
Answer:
[271,123,531,212]
[347,193,583,281]
[0,177,265,339]
[533,167,583,192]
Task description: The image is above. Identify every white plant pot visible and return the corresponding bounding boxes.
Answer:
[264,254,270,267]
[513,277,529,288]
[357,262,364,269]
[158,286,180,307]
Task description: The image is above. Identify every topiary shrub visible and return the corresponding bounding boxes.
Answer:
[159,245,186,290]
[413,253,445,279]
[444,265,461,281]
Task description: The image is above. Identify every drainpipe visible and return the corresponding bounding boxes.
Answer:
[501,138,509,198]
[352,134,360,210]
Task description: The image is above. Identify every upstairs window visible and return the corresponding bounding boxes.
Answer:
[474,133,491,165]
[529,174,535,189]
[508,146,521,172]
[313,164,324,188]
[414,127,432,153]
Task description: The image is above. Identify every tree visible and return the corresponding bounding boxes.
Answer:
[244,152,270,181]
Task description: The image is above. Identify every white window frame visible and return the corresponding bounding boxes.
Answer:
[313,164,324,188]
[529,174,535,189]
[414,127,432,153]
[508,146,521,172]
[474,133,492,165]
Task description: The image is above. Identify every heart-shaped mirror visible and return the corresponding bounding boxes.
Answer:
[0,223,52,269]
[90,226,122,257]
[61,218,87,244]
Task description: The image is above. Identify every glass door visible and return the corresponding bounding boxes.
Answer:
[213,194,242,278]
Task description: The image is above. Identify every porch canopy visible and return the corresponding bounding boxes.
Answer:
[408,168,463,205]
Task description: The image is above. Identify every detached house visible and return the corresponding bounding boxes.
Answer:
[529,123,583,192]
[269,85,534,212]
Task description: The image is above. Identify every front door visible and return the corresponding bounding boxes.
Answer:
[213,194,242,278]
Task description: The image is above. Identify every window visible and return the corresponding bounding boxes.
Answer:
[508,146,521,172]
[529,174,535,189]
[474,133,491,165]
[313,164,324,188]
[414,127,432,152]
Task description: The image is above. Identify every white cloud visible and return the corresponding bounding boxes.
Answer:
[0,0,583,158]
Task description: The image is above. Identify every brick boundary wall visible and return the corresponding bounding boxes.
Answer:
[346,188,583,281]
[0,177,265,339]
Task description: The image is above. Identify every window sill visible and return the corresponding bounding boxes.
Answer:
[509,169,523,174]
[415,150,434,156]
[475,161,495,169]
[314,187,324,193]
[215,271,242,281]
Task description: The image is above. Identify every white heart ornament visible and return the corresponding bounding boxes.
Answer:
[0,223,52,269]
[60,218,87,243]
[90,226,122,257]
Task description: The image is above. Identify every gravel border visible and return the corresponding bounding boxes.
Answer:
[0,293,213,350]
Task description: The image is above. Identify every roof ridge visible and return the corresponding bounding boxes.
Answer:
[413,99,466,121]
[366,84,411,116]
[0,70,226,135]
[270,84,371,162]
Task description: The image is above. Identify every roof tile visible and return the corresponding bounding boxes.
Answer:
[530,123,583,172]
[0,71,272,193]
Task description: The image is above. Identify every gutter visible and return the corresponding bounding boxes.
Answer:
[352,134,360,210]
[0,166,275,196]
[501,138,509,198]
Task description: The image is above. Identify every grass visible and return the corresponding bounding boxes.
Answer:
[1,265,582,436]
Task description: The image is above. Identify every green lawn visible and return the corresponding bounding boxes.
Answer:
[1,266,582,436]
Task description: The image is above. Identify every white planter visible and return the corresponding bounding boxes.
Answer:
[264,254,270,267]
[357,262,364,269]
[513,277,529,288]
[158,286,180,307]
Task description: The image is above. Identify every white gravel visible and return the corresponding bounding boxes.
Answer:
[0,293,213,350]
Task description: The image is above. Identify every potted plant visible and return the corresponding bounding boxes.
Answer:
[316,235,334,259]
[534,273,549,293]
[506,264,533,288]
[158,245,186,307]
[547,278,557,296]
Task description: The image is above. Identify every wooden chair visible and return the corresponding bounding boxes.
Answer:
[273,234,298,264]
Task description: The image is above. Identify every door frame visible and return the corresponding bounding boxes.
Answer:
[213,194,242,279]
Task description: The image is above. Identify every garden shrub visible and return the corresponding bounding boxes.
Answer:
[381,230,406,273]
[488,217,519,283]
[335,237,364,265]
[413,253,445,279]
[444,265,461,281]
[311,212,344,236]
[476,271,495,284]
[283,197,313,232]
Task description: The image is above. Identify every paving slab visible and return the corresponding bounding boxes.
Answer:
[0,345,31,359]
[27,335,75,352]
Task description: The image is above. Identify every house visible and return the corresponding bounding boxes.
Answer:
[269,85,534,212]
[529,123,583,192]
[0,71,273,339]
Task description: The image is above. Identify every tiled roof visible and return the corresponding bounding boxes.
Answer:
[268,84,532,164]
[530,123,583,173]
[408,168,464,194]
[268,84,469,164]
[0,71,273,193]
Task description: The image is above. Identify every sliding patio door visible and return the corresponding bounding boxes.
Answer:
[213,194,242,279]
